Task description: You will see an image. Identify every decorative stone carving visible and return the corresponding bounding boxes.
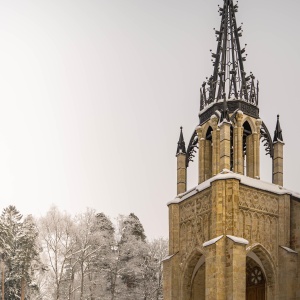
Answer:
[238,187,279,260]
[239,187,279,216]
[179,190,212,261]
[180,190,211,223]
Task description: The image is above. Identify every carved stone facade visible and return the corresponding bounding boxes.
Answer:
[163,175,300,299]
[166,103,299,299]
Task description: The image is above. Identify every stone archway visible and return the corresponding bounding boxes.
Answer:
[246,256,266,300]
[180,250,205,300]
[191,262,205,300]
[247,244,277,299]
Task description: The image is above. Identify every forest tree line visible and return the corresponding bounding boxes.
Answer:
[0,205,168,300]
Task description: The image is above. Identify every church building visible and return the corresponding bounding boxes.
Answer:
[163,0,300,299]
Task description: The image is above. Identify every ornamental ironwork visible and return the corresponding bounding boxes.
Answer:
[200,0,259,111]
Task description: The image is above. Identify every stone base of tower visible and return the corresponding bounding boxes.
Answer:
[163,173,300,300]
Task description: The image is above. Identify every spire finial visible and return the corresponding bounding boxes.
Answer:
[176,126,186,155]
[273,114,283,142]
[200,0,259,110]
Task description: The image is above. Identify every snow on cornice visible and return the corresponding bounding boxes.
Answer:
[280,246,298,254]
[161,252,178,262]
[226,235,249,245]
[203,235,224,247]
[168,170,300,205]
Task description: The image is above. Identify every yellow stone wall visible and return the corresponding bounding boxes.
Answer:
[164,178,300,299]
[166,109,296,299]
[196,112,261,183]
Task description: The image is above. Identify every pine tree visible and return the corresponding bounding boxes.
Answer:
[0,206,40,299]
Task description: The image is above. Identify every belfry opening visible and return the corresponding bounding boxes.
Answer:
[163,0,300,299]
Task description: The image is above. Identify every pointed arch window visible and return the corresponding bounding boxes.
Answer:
[243,121,253,176]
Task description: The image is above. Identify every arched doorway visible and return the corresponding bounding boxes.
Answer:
[180,252,205,300]
[246,256,266,300]
[191,262,205,299]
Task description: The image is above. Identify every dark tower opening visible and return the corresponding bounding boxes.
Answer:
[243,121,252,175]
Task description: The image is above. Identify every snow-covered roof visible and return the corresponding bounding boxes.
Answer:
[168,169,300,205]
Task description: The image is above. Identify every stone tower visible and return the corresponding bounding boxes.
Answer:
[163,1,300,299]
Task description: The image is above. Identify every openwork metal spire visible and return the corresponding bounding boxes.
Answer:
[200,0,259,111]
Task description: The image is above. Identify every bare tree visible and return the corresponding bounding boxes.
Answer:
[38,206,76,300]
[37,208,168,300]
[148,238,168,300]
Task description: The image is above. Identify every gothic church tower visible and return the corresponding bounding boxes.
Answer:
[163,1,300,299]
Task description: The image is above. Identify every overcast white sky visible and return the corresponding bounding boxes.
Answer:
[0,0,299,240]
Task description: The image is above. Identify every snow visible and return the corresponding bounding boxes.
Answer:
[203,235,224,247]
[226,235,249,245]
[161,252,178,262]
[273,140,285,145]
[168,170,300,205]
[280,246,298,254]
[199,99,256,116]
[218,119,232,127]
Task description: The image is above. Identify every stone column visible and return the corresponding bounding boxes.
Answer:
[254,119,262,179]
[233,123,238,173]
[196,126,205,184]
[204,139,212,180]
[163,203,180,300]
[246,134,254,178]
[211,115,220,176]
[253,132,259,178]
[278,246,298,299]
[177,153,186,195]
[235,110,244,174]
[273,141,284,186]
[219,121,231,171]
[290,200,300,296]
[204,236,226,300]
[225,236,248,299]
[168,204,180,255]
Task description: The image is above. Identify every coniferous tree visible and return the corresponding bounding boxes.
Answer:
[88,212,115,299]
[0,206,40,299]
[114,213,148,299]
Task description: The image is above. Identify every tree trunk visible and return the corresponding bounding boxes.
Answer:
[21,277,25,300]
[80,261,84,300]
[1,260,4,300]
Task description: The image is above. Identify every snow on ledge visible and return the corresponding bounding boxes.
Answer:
[161,252,178,262]
[203,235,224,247]
[280,246,298,254]
[226,235,249,245]
[167,170,300,205]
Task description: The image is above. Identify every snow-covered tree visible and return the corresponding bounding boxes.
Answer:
[146,238,168,300]
[36,207,168,300]
[38,206,75,299]
[86,212,115,299]
[0,206,41,300]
